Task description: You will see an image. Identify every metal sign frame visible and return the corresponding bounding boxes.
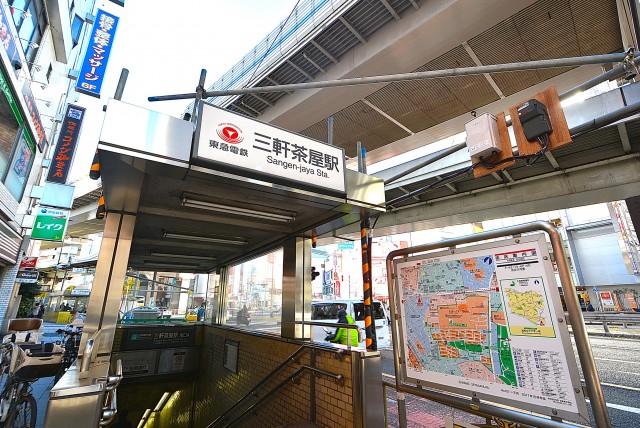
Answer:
[385,221,611,428]
[392,233,588,423]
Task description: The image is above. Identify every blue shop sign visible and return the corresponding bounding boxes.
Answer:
[76,9,119,97]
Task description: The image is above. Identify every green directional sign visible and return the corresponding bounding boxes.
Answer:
[31,206,69,241]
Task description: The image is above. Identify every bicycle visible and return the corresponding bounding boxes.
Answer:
[0,342,63,427]
[54,323,83,383]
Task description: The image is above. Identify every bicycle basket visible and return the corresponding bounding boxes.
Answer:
[9,343,63,381]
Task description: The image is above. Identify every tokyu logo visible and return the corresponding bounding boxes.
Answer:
[216,123,243,144]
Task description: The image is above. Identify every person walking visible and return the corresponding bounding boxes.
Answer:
[37,303,45,319]
[325,309,359,347]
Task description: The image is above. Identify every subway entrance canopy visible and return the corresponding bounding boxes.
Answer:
[97,100,385,272]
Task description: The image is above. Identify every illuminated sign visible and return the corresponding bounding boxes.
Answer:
[194,103,346,195]
[46,104,86,184]
[19,257,38,269]
[76,9,119,97]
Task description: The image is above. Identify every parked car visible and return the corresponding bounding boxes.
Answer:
[157,307,172,319]
[123,306,161,320]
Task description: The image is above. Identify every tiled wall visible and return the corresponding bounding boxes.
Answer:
[194,326,356,428]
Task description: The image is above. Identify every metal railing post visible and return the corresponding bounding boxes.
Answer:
[543,222,612,428]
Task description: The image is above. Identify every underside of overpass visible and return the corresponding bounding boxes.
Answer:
[71,0,640,250]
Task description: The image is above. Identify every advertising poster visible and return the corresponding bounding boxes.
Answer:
[394,234,588,423]
[599,291,615,307]
[46,104,86,184]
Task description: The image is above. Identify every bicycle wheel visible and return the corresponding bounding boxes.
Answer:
[5,394,36,428]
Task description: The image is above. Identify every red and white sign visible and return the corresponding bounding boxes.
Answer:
[599,291,615,306]
[19,257,38,269]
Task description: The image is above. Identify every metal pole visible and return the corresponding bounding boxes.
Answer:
[327,116,334,146]
[384,142,468,185]
[114,68,129,101]
[542,222,611,428]
[387,98,640,207]
[148,53,630,101]
[385,221,611,428]
[386,247,407,428]
[191,69,207,124]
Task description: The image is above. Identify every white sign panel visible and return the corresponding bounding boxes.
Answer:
[194,103,346,194]
[394,234,589,424]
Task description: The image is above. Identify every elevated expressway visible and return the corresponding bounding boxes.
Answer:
[65,0,639,243]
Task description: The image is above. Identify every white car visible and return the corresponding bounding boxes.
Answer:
[310,299,391,348]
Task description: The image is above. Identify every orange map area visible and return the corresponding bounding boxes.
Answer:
[461,258,486,282]
[428,294,489,359]
[400,266,419,293]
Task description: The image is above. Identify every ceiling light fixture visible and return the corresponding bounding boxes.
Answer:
[149,252,216,261]
[163,231,248,245]
[181,197,295,223]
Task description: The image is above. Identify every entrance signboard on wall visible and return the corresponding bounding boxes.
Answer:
[393,234,589,424]
[193,103,346,195]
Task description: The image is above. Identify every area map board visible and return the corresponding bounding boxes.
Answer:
[393,234,589,423]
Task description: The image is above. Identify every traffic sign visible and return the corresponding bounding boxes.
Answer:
[31,206,69,241]
[592,286,599,293]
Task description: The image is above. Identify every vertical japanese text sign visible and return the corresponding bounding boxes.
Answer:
[21,82,47,152]
[46,105,86,184]
[76,9,119,97]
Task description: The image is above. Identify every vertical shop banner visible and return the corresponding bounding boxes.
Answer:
[46,104,86,184]
[21,83,47,152]
[0,5,23,70]
[76,9,119,97]
[31,206,69,241]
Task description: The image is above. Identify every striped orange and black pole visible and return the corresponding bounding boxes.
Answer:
[89,149,101,180]
[361,218,377,351]
[96,192,106,219]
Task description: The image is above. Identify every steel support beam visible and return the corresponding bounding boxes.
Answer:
[310,40,338,64]
[287,59,314,80]
[618,122,632,153]
[339,16,367,44]
[303,52,327,74]
[380,0,400,20]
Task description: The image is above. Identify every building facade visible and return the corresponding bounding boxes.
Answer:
[0,0,96,329]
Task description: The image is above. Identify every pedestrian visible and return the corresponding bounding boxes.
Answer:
[197,303,206,321]
[37,303,45,319]
[587,302,595,311]
[325,309,358,347]
[29,303,39,318]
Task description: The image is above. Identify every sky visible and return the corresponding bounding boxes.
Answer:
[69,0,300,182]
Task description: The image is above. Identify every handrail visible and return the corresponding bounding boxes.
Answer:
[380,376,583,428]
[206,346,309,428]
[296,320,363,348]
[215,365,343,428]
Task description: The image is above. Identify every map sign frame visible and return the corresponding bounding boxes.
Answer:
[393,234,589,424]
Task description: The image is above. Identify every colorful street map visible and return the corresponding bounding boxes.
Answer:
[396,238,588,423]
[401,256,517,386]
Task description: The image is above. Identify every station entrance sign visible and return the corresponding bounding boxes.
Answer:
[193,103,346,195]
[393,234,589,424]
